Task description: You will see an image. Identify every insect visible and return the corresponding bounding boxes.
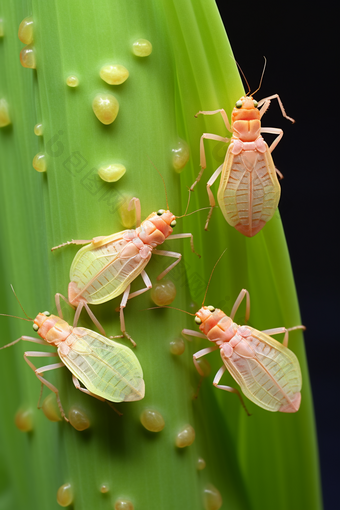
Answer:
[52,197,198,346]
[183,288,304,414]
[0,306,145,422]
[191,63,295,236]
[176,249,304,413]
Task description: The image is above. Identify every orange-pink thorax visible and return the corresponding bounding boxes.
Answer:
[231,96,261,142]
[34,313,73,346]
[138,211,175,247]
[196,307,237,343]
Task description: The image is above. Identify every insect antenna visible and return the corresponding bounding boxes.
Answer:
[10,284,33,320]
[176,206,212,219]
[233,57,251,96]
[0,313,33,322]
[182,189,192,218]
[147,156,169,210]
[202,248,227,306]
[251,56,267,96]
[144,306,195,316]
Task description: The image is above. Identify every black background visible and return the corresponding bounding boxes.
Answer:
[215,1,337,508]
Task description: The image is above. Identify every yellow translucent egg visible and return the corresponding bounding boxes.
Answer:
[66,75,79,87]
[150,279,176,306]
[196,357,211,377]
[114,499,134,510]
[68,406,91,431]
[140,409,165,432]
[34,123,43,136]
[0,19,4,37]
[0,98,11,127]
[14,407,33,432]
[42,393,62,422]
[172,138,190,173]
[32,152,47,173]
[57,483,73,507]
[203,484,222,510]
[98,163,126,183]
[197,457,206,470]
[132,39,152,57]
[119,195,136,228]
[175,424,195,448]
[100,484,109,493]
[20,44,36,69]
[100,64,129,85]
[92,93,119,125]
[18,16,34,44]
[169,337,185,355]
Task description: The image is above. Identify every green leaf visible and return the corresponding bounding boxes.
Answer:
[0,1,322,509]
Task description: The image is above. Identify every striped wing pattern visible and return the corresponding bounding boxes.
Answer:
[217,146,280,233]
[70,235,151,304]
[221,328,302,412]
[59,329,145,402]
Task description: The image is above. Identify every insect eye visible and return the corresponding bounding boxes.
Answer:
[157,209,165,216]
[170,220,176,227]
[43,311,50,316]
[253,99,258,108]
[194,316,202,325]
[207,305,215,312]
[235,100,242,108]
[33,324,39,331]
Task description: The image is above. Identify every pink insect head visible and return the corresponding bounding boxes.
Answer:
[192,249,233,341]
[140,209,176,247]
[194,306,234,342]
[33,311,72,346]
[231,57,266,125]
[232,95,260,122]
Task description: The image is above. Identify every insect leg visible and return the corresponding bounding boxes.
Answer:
[23,351,68,421]
[260,127,284,154]
[33,355,64,409]
[71,300,107,337]
[261,325,305,347]
[257,94,295,124]
[120,285,135,347]
[193,345,219,375]
[84,303,106,337]
[198,133,230,173]
[127,270,152,301]
[182,329,207,340]
[128,197,141,227]
[192,345,219,399]
[73,301,84,327]
[258,99,271,117]
[55,292,75,319]
[188,129,229,206]
[213,365,251,416]
[195,109,232,133]
[153,249,182,280]
[205,164,223,230]
[71,375,123,416]
[51,239,92,251]
[119,270,152,345]
[230,289,250,322]
[166,233,200,257]
[0,335,48,350]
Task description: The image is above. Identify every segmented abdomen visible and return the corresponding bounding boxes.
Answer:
[218,148,280,237]
[60,330,144,402]
[70,238,150,304]
[222,334,301,412]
